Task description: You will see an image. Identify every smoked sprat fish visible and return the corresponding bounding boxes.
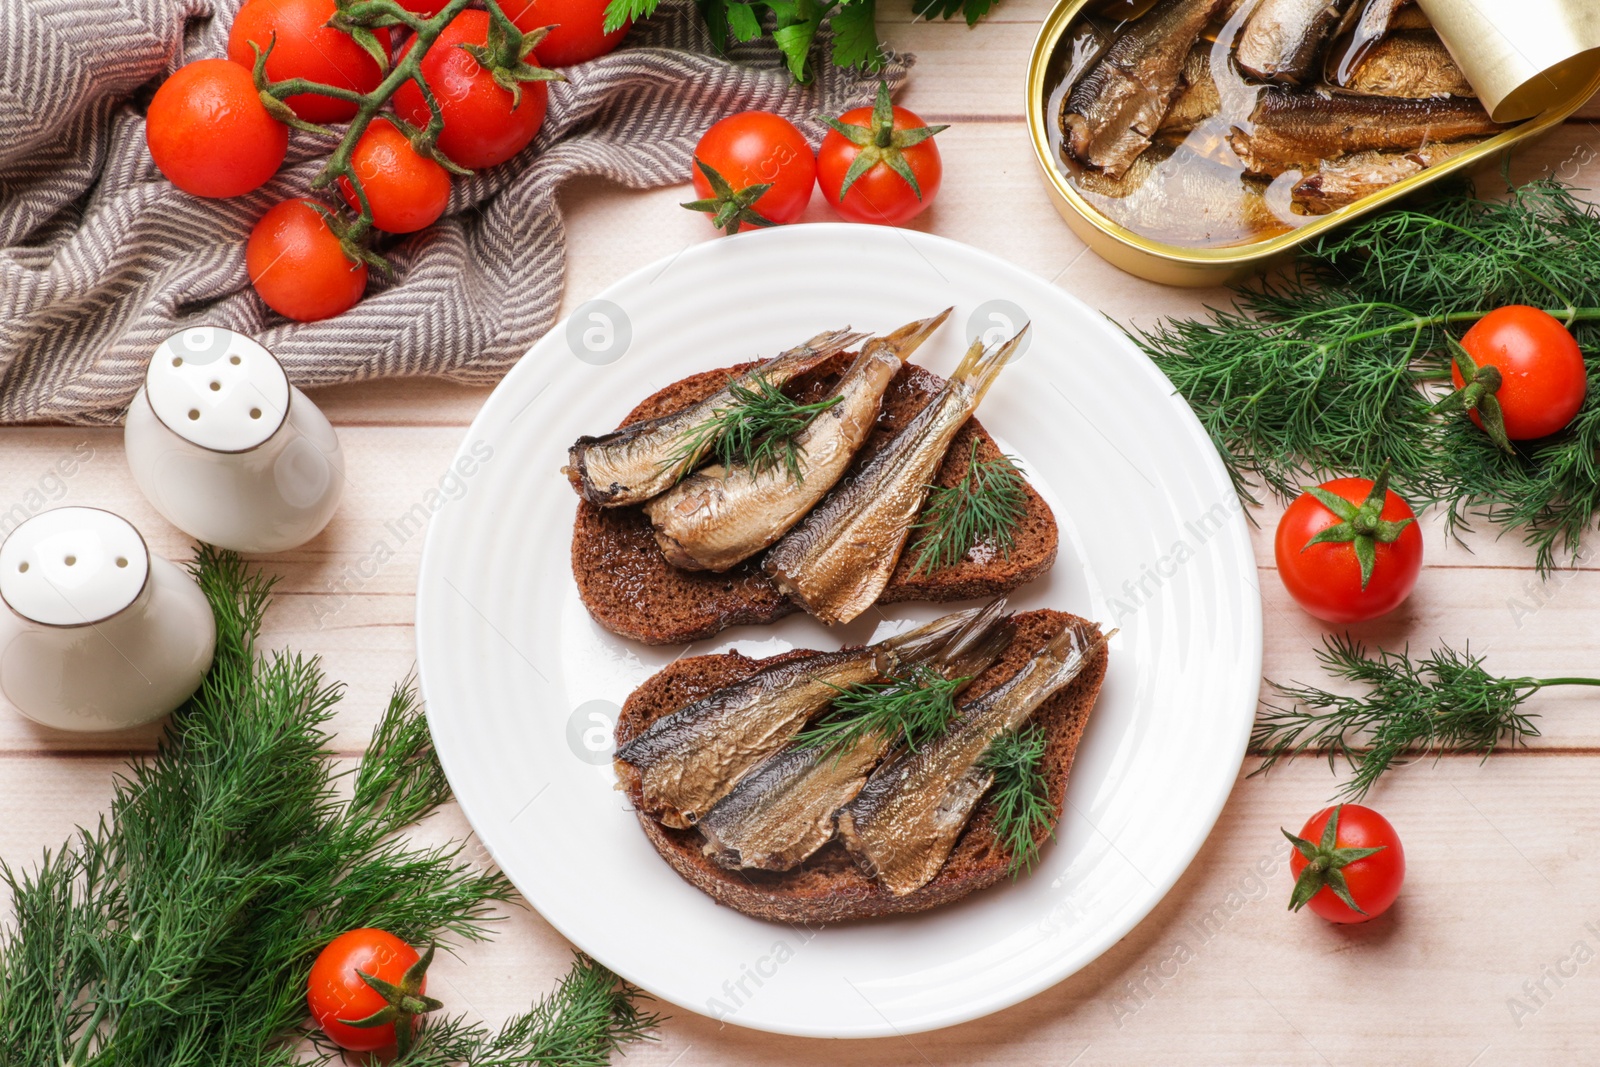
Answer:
[1235,0,1352,85]
[1326,0,1407,86]
[837,619,1111,896]
[1292,138,1482,213]
[696,599,1016,872]
[765,327,1026,627]
[1229,90,1505,177]
[565,327,866,507]
[1061,0,1228,177]
[1387,2,1434,31]
[614,605,990,829]
[1157,46,1222,137]
[1336,31,1474,99]
[644,310,953,573]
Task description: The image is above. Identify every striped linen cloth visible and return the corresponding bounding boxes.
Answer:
[0,0,904,423]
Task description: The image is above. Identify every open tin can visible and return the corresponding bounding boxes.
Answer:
[1026,0,1600,287]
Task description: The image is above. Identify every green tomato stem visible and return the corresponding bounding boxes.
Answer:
[254,0,547,260]
[262,77,370,103]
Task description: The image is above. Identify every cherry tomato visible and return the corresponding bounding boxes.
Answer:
[687,112,815,234]
[1275,469,1422,624]
[308,929,440,1053]
[502,0,630,65]
[337,119,452,233]
[1451,306,1588,442]
[817,85,945,226]
[228,0,385,123]
[146,59,288,198]
[246,199,368,322]
[393,10,550,170]
[1286,804,1405,923]
[393,0,446,15]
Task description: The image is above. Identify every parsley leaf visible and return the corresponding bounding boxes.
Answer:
[767,0,827,81]
[613,0,1003,79]
[830,0,882,70]
[911,0,995,25]
[725,0,763,39]
[602,0,656,34]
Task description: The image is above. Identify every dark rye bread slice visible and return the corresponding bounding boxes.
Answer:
[613,610,1108,924]
[572,353,1058,645]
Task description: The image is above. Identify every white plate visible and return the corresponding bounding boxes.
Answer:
[415,224,1261,1038]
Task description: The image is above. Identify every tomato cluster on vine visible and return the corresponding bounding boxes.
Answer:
[145,0,629,321]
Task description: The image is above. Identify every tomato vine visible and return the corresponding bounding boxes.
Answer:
[248,0,562,268]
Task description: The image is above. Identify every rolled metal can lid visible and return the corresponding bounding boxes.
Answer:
[1418,0,1600,123]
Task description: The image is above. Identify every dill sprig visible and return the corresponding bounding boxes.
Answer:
[797,664,967,756]
[1135,177,1600,573]
[910,440,1029,573]
[390,952,660,1065]
[665,373,842,482]
[0,546,661,1065]
[983,726,1053,877]
[1253,633,1600,800]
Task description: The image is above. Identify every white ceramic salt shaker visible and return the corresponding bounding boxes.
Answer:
[0,507,216,732]
[124,327,345,553]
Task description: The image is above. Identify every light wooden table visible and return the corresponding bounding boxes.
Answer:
[5,5,1600,1062]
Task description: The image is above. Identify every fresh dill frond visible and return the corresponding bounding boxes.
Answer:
[1253,633,1600,800]
[1135,177,1600,573]
[0,547,661,1064]
[910,440,1029,573]
[797,664,967,756]
[397,952,663,1064]
[665,373,843,483]
[983,725,1053,877]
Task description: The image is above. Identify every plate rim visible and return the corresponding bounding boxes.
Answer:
[415,222,1262,1038]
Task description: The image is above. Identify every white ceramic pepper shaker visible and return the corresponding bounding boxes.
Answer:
[0,507,216,732]
[124,326,345,553]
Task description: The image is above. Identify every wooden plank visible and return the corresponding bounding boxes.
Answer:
[306,378,494,427]
[4,751,1595,1062]
[884,15,1040,120]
